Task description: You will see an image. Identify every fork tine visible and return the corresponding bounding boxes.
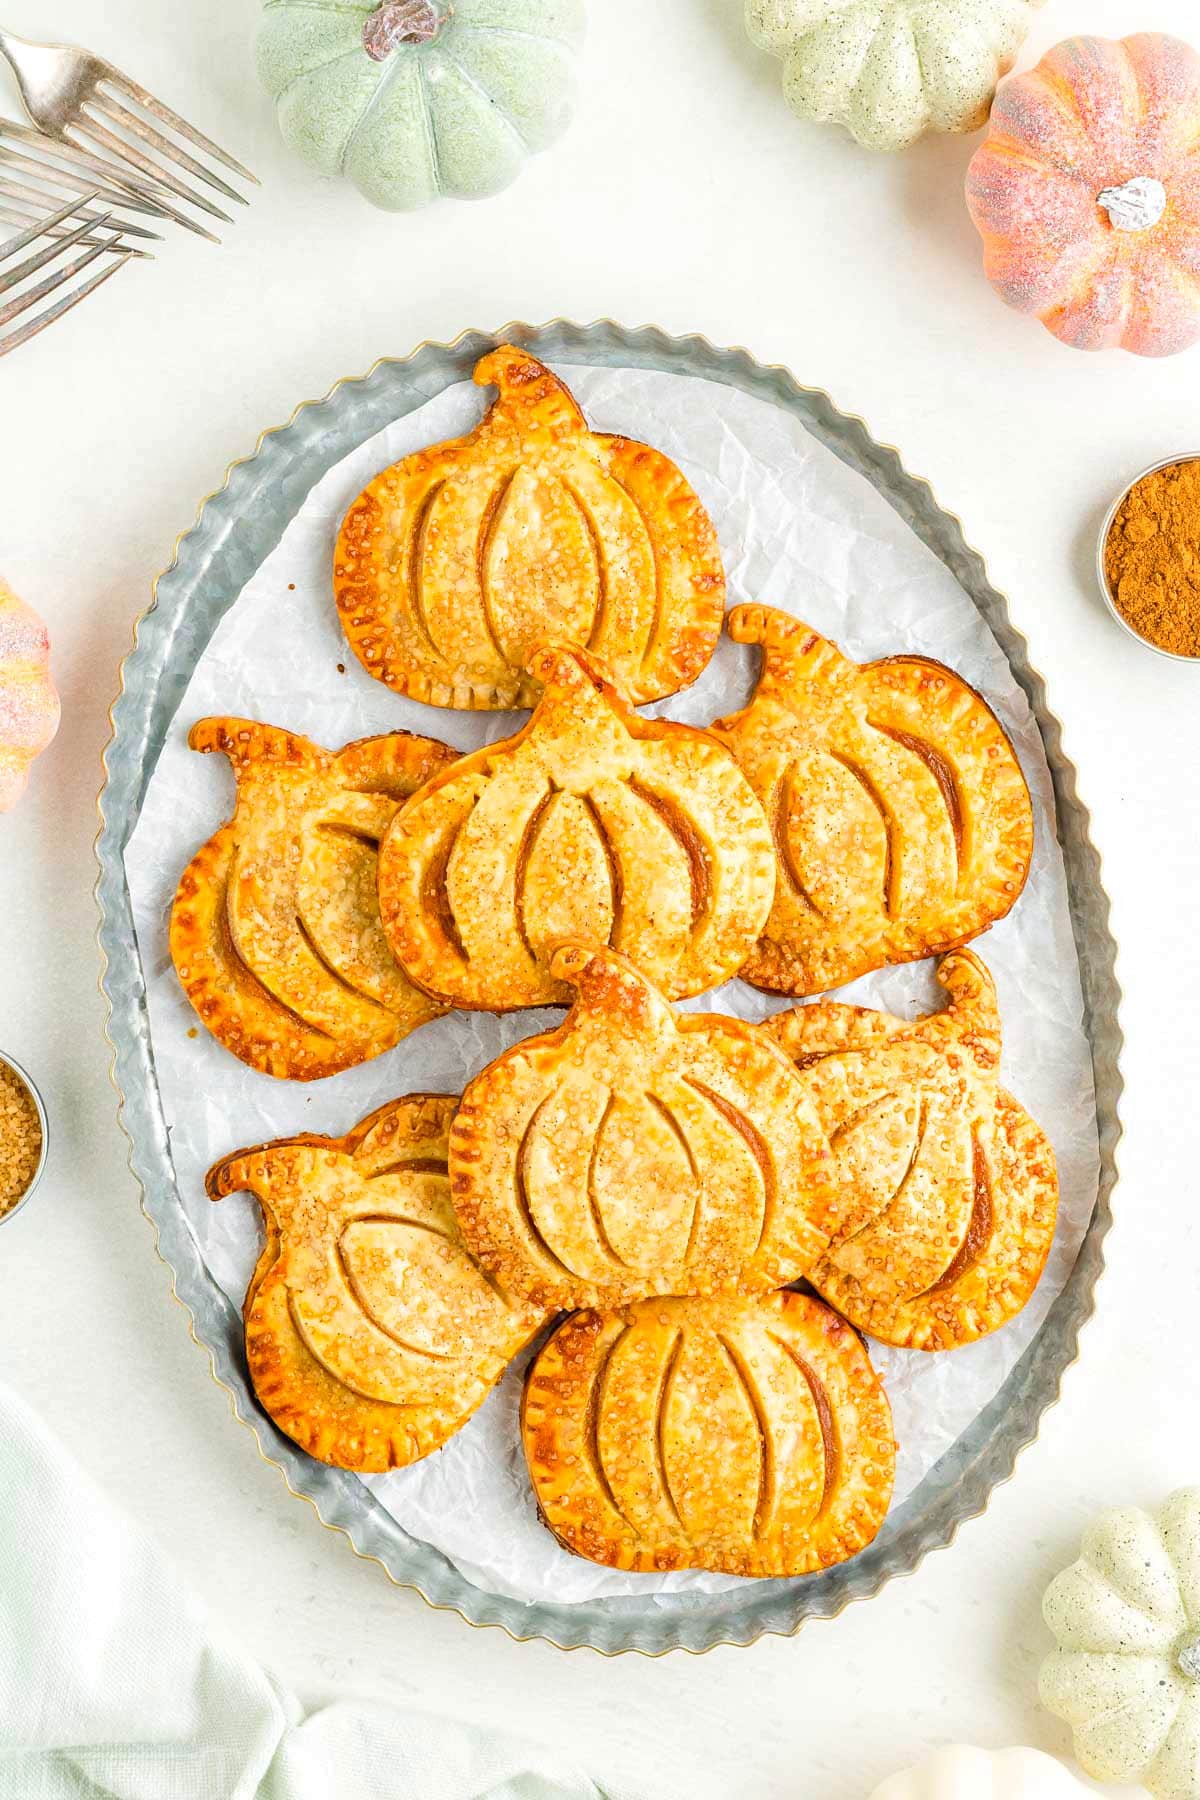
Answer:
[94,88,248,206]
[0,190,99,262]
[0,207,117,293]
[0,120,172,219]
[0,193,153,256]
[0,166,161,240]
[102,69,259,186]
[71,112,234,224]
[0,250,128,358]
[0,234,118,327]
[58,125,222,241]
[0,143,164,232]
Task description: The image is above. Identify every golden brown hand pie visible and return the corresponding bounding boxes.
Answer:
[334,346,725,710]
[208,1095,545,1472]
[766,949,1058,1350]
[377,645,776,1011]
[522,1291,895,1576]
[710,604,1034,996]
[171,719,457,1081]
[448,942,837,1312]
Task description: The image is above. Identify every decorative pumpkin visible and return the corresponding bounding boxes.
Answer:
[209,1095,545,1471]
[257,0,585,211]
[967,35,1200,357]
[523,1290,895,1577]
[336,345,724,712]
[1041,1489,1200,1797]
[745,0,1046,153]
[869,1746,1092,1798]
[0,577,60,813]
[448,942,837,1312]
[377,645,775,1011]
[171,719,457,1080]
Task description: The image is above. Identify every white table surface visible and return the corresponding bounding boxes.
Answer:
[1,0,1194,1793]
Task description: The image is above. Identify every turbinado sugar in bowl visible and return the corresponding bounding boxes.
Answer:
[0,1061,42,1218]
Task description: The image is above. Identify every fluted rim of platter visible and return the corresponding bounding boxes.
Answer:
[94,319,1124,1655]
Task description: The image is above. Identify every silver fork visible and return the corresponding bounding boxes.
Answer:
[0,25,258,242]
[0,119,161,241]
[1,118,165,230]
[0,177,154,250]
[0,191,133,357]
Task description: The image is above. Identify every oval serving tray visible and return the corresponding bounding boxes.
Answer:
[96,320,1122,1656]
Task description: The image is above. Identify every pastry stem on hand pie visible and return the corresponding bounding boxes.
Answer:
[711,604,1034,997]
[170,719,457,1081]
[523,1291,895,1577]
[448,941,838,1312]
[377,644,776,1011]
[767,949,1059,1351]
[208,1095,545,1473]
[334,345,725,710]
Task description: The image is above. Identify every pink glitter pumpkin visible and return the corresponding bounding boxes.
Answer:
[0,578,60,812]
[967,34,1200,357]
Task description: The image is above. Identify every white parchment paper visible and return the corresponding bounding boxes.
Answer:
[126,365,1099,1605]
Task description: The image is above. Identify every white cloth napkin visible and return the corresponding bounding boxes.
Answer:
[0,1381,635,1800]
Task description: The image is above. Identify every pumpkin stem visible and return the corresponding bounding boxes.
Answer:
[1097,176,1167,233]
[550,942,664,1034]
[1178,1634,1200,1681]
[363,0,447,61]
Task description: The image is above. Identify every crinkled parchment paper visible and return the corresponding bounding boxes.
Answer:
[126,365,1099,1605]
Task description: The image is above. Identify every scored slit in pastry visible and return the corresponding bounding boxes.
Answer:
[448,941,838,1313]
[522,1291,895,1577]
[765,948,1058,1350]
[377,644,777,1011]
[208,1095,545,1472]
[334,345,725,710]
[710,604,1034,996]
[170,719,458,1080]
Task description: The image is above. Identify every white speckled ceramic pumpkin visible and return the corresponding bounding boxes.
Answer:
[257,0,585,210]
[0,577,59,813]
[1041,1490,1200,1798]
[869,1746,1092,1798]
[745,0,1047,152]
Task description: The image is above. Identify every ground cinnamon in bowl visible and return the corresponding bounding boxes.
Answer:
[0,1056,45,1221]
[1102,458,1200,660]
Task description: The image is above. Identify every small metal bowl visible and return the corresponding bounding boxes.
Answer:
[0,1051,49,1227]
[1097,453,1200,663]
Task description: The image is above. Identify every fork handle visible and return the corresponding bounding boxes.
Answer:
[0,26,37,125]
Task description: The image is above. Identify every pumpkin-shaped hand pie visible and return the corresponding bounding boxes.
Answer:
[378,646,776,1011]
[766,949,1058,1350]
[171,719,457,1081]
[334,346,725,709]
[449,943,837,1312]
[522,1291,895,1576]
[208,1095,545,1472]
[711,605,1033,997]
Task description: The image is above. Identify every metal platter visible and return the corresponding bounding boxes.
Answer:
[95,320,1122,1655]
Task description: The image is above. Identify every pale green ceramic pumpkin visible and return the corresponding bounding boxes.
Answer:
[258,0,585,210]
[1041,1490,1200,1799]
[746,0,1046,152]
